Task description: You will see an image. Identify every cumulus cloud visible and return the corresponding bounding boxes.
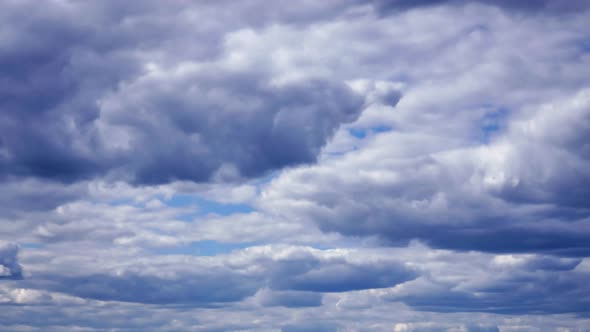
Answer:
[1,0,590,331]
[98,67,364,184]
[260,88,590,255]
[0,0,366,185]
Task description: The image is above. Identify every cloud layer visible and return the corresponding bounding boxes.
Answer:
[261,89,590,255]
[1,0,590,331]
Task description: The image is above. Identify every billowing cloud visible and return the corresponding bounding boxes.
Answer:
[260,89,590,255]
[0,0,365,185]
[98,68,364,184]
[1,0,590,331]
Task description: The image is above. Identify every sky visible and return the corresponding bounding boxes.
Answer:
[1,0,590,331]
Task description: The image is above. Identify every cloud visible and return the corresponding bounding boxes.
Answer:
[98,68,364,184]
[0,243,23,280]
[21,241,590,317]
[22,246,414,306]
[260,89,590,255]
[267,249,416,292]
[363,0,590,14]
[392,322,499,332]
[1,1,590,331]
[5,247,590,331]
[380,248,590,315]
[0,0,366,185]
[49,272,258,305]
[256,289,323,308]
[282,322,339,332]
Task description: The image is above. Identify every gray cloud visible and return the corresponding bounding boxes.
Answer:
[1,0,590,330]
[363,0,590,14]
[22,246,414,306]
[5,246,590,330]
[383,252,590,315]
[99,69,364,184]
[257,289,323,308]
[0,243,23,280]
[49,272,258,306]
[282,322,339,332]
[267,250,416,293]
[0,0,365,185]
[261,89,590,255]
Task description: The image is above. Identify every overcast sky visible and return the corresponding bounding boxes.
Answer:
[1,0,590,331]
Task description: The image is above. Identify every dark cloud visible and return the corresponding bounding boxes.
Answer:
[0,0,365,185]
[0,179,85,219]
[383,252,590,315]
[363,0,590,14]
[0,243,23,280]
[25,246,413,305]
[102,70,364,184]
[257,289,323,308]
[269,257,416,292]
[49,272,258,305]
[28,270,256,306]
